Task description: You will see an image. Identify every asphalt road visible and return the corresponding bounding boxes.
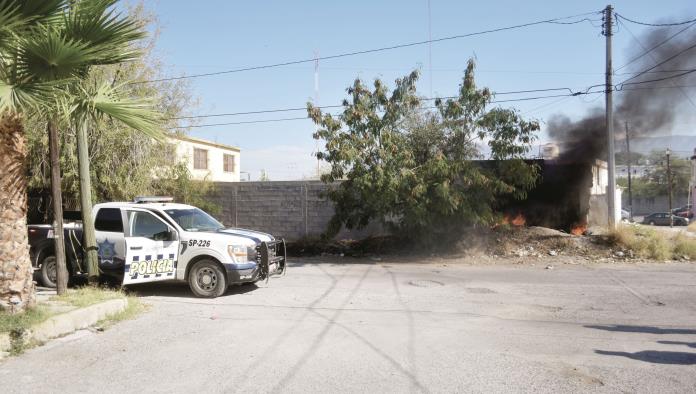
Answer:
[1,259,696,393]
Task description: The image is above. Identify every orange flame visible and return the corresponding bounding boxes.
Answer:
[570,223,586,236]
[503,213,526,227]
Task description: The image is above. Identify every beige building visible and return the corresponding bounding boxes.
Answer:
[170,135,240,182]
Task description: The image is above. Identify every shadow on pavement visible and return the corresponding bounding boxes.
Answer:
[595,350,696,365]
[657,341,696,349]
[585,324,696,335]
[124,282,259,298]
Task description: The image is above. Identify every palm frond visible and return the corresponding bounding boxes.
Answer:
[0,74,63,113]
[15,0,66,22]
[72,81,162,140]
[15,25,96,81]
[0,0,65,33]
[62,0,145,65]
[0,1,25,36]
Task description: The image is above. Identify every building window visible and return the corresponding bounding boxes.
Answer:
[193,148,208,170]
[223,154,235,173]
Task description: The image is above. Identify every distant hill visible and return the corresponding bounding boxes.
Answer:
[625,135,696,158]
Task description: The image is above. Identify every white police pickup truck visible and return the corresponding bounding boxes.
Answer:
[29,197,286,297]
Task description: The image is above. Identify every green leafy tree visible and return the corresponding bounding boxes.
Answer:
[618,151,690,199]
[308,60,539,243]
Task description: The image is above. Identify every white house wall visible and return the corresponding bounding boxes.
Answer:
[171,137,240,182]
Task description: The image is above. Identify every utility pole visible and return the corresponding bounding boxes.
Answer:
[76,122,99,282]
[427,0,433,96]
[604,5,617,229]
[314,50,320,178]
[625,122,633,222]
[667,148,673,227]
[47,119,68,294]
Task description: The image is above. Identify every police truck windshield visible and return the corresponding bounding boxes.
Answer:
[164,208,225,232]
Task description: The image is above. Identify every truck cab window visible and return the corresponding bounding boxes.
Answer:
[95,208,124,232]
[129,211,169,240]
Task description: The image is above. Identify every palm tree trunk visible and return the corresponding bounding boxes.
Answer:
[76,122,99,283]
[0,113,36,313]
[47,119,68,294]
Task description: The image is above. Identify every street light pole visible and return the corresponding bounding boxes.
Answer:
[667,148,673,228]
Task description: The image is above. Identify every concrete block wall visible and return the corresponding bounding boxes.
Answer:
[210,181,382,241]
[623,193,689,216]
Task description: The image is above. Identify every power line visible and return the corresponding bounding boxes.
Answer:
[615,13,696,27]
[616,19,696,110]
[171,78,696,129]
[135,10,601,85]
[172,116,311,129]
[616,41,696,87]
[614,19,696,72]
[172,91,604,129]
[618,68,696,88]
[167,87,589,121]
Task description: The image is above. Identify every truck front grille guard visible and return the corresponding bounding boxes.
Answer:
[257,239,287,284]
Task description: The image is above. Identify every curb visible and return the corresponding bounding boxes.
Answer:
[0,298,128,357]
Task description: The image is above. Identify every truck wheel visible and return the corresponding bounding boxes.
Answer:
[40,256,57,288]
[188,259,227,298]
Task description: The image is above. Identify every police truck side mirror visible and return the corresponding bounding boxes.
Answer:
[167,228,178,242]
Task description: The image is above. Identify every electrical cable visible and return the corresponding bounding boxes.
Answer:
[616,18,696,109]
[618,68,696,89]
[616,13,696,27]
[172,91,604,129]
[166,87,591,120]
[616,42,696,87]
[615,19,696,72]
[134,10,602,84]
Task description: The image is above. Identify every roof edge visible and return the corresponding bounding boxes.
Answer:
[170,134,241,152]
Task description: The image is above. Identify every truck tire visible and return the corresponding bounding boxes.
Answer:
[40,256,57,288]
[188,259,227,298]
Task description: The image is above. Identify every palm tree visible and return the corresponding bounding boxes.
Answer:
[0,0,153,312]
[65,80,160,282]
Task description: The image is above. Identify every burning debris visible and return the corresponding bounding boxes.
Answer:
[503,212,527,227]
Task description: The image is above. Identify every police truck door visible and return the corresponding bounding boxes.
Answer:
[123,208,179,285]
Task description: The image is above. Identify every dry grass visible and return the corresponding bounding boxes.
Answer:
[50,286,125,308]
[0,305,51,335]
[609,225,693,260]
[2,288,142,356]
[688,221,696,233]
[96,296,146,329]
[674,234,696,260]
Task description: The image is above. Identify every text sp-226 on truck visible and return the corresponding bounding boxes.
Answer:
[27,196,287,298]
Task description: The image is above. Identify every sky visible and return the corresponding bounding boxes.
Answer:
[140,0,696,180]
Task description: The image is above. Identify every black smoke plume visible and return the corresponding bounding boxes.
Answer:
[547,21,696,163]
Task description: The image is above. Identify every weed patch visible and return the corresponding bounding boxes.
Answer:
[96,296,146,329]
[0,305,51,335]
[609,225,693,260]
[51,286,125,308]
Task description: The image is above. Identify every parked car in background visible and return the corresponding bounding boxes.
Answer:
[621,209,630,221]
[672,204,693,219]
[642,212,689,226]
